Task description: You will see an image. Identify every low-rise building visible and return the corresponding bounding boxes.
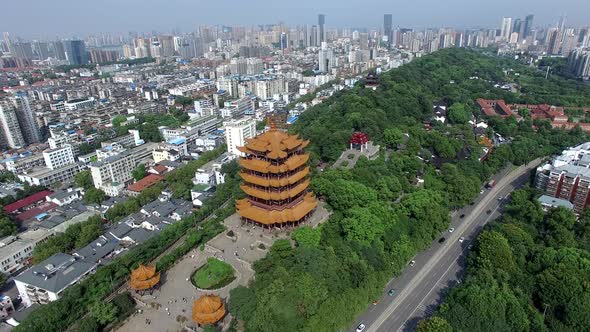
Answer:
[14,253,97,307]
[0,229,52,275]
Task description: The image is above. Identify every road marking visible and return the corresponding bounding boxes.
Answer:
[363,160,541,332]
[396,203,500,332]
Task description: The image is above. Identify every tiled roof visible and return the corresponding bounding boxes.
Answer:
[4,190,53,213]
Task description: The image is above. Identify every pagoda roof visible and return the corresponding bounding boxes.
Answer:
[239,167,310,188]
[239,153,310,174]
[130,264,160,290]
[240,179,310,201]
[192,294,226,325]
[236,192,318,225]
[240,129,309,159]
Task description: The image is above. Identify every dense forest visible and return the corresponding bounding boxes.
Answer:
[228,48,590,331]
[418,189,590,332]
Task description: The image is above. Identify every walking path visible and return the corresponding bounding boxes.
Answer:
[116,203,330,332]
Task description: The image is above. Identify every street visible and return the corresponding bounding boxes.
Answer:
[351,160,541,332]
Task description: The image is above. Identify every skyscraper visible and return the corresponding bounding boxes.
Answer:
[523,14,534,39]
[500,17,513,41]
[62,40,88,65]
[12,93,40,144]
[384,14,393,49]
[310,25,318,47]
[0,100,25,149]
[318,14,326,45]
[546,28,561,55]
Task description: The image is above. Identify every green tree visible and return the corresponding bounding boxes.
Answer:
[84,188,106,205]
[0,217,17,237]
[0,272,7,289]
[111,115,127,127]
[383,128,405,148]
[75,216,103,248]
[416,316,453,332]
[74,171,94,189]
[131,164,147,181]
[90,301,118,325]
[447,103,471,124]
[291,226,321,248]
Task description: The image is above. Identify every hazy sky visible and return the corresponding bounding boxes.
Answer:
[1,0,589,39]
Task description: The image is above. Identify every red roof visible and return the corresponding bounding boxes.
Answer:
[151,165,168,174]
[15,202,57,222]
[127,174,163,192]
[476,99,514,118]
[4,190,53,213]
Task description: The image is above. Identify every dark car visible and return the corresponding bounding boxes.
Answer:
[388,289,396,296]
[486,209,492,214]
[438,237,446,243]
[460,214,465,219]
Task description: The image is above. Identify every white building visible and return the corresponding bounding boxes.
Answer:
[14,253,97,307]
[43,145,75,170]
[224,118,256,156]
[0,229,52,275]
[221,97,254,118]
[89,151,136,195]
[0,100,25,149]
[64,97,96,111]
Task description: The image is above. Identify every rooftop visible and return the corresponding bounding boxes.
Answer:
[4,190,53,213]
[14,253,96,294]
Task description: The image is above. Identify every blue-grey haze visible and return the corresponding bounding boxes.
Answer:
[1,0,588,39]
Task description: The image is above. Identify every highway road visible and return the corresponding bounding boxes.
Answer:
[351,159,542,332]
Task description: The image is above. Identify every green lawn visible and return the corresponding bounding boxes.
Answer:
[192,258,236,289]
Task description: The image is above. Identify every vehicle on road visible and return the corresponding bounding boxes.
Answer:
[467,244,473,250]
[460,214,465,218]
[459,237,465,243]
[486,209,492,214]
[498,196,503,201]
[388,289,396,296]
[409,260,416,267]
[356,323,366,332]
[449,227,455,233]
[438,237,446,243]
[480,189,484,194]
[486,180,496,189]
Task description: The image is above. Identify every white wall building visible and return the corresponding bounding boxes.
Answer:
[224,118,256,156]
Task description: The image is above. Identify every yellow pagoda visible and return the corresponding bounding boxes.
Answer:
[192,294,226,326]
[129,264,160,291]
[236,127,318,228]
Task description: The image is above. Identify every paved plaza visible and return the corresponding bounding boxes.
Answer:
[116,203,330,332]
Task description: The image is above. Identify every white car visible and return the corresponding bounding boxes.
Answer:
[449,227,455,233]
[459,237,465,243]
[356,323,366,332]
[480,189,484,194]
[409,260,416,267]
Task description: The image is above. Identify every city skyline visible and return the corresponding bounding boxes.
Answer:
[0,0,588,39]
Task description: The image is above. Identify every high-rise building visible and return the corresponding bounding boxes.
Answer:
[384,14,393,49]
[224,118,256,156]
[62,40,88,65]
[512,18,523,41]
[500,17,513,41]
[0,100,25,149]
[310,25,318,47]
[523,14,534,39]
[318,42,335,73]
[318,14,326,45]
[546,28,562,55]
[12,93,40,144]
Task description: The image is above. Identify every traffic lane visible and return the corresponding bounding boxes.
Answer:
[398,208,504,332]
[350,188,502,332]
[352,169,531,332]
[391,205,501,332]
